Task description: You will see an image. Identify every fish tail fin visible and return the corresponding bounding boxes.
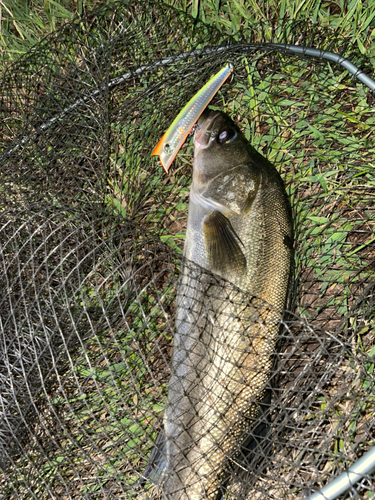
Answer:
[142,431,167,485]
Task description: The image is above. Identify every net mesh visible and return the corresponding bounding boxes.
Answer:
[0,1,374,498]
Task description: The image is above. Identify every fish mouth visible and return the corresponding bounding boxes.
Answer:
[194,111,221,150]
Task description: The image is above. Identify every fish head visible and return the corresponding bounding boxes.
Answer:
[193,111,252,185]
[193,111,261,216]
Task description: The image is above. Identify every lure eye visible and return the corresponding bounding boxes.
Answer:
[163,143,173,154]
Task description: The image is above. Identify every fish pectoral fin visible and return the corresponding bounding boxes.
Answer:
[203,210,246,275]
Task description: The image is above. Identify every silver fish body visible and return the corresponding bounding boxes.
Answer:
[152,111,293,499]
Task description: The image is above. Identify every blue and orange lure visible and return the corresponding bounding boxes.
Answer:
[152,64,233,172]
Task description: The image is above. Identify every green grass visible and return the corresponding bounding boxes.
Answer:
[0,0,100,65]
[1,0,375,70]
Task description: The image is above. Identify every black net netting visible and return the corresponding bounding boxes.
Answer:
[0,1,374,499]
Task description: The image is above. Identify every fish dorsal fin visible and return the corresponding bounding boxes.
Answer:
[203,210,246,275]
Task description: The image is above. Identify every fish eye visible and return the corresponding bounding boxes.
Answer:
[218,130,228,142]
[217,128,237,144]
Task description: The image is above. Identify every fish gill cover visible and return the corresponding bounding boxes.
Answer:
[0,1,374,499]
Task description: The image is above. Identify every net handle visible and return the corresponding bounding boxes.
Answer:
[307,446,375,500]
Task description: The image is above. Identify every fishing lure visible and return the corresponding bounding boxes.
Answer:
[152,63,233,172]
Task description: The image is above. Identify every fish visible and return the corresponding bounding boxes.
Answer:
[144,110,293,499]
[152,65,233,173]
